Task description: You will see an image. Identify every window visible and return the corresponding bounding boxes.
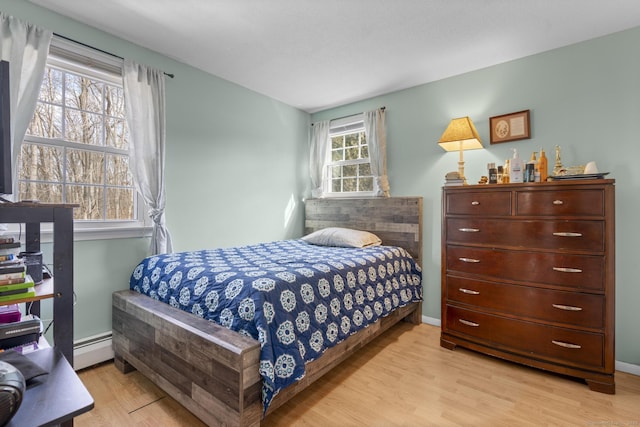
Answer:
[326,115,374,196]
[17,37,148,238]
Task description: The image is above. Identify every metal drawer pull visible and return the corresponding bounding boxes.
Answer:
[553,200,564,205]
[552,340,582,349]
[552,304,583,311]
[553,232,583,237]
[553,267,583,273]
[471,201,480,205]
[459,288,480,295]
[459,228,480,232]
[459,319,479,327]
[459,257,480,263]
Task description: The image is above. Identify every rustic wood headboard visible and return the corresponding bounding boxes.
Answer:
[304,197,423,266]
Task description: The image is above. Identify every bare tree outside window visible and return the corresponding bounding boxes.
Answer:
[329,128,373,194]
[19,65,135,221]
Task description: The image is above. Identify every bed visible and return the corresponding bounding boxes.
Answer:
[112,197,423,426]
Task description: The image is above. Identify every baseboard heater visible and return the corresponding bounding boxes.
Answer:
[73,331,114,371]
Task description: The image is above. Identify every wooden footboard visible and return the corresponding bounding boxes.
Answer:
[112,290,263,426]
[113,290,421,426]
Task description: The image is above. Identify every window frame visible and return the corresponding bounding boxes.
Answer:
[324,113,375,198]
[16,36,150,241]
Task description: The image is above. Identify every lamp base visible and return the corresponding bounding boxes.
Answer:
[458,160,468,185]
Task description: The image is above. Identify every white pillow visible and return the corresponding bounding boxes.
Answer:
[301,227,382,248]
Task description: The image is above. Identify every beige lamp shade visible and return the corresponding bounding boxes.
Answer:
[438,116,483,151]
[438,116,483,185]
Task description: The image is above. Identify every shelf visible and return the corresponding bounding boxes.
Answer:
[0,203,75,365]
[1,278,55,305]
[0,202,87,425]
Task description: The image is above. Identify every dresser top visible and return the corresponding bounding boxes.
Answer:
[444,178,615,191]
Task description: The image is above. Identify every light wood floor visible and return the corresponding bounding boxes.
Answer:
[75,323,640,426]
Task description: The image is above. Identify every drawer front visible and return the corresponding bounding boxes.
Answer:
[446,275,604,328]
[445,305,604,369]
[446,246,604,290]
[446,218,604,252]
[445,191,511,216]
[516,189,605,217]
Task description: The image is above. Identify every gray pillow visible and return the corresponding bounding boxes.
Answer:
[301,227,382,248]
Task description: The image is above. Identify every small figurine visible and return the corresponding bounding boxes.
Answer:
[553,145,564,176]
[478,176,489,185]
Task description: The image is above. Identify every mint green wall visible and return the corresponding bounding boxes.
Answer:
[311,27,640,366]
[0,2,309,340]
[4,1,638,368]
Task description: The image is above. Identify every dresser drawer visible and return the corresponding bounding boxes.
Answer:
[445,305,604,369]
[446,218,604,252]
[445,191,511,216]
[516,189,604,217]
[446,275,604,328]
[446,246,604,290]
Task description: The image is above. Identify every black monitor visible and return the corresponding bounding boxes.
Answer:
[0,60,11,196]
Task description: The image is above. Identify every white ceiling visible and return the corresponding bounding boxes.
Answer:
[29,0,640,113]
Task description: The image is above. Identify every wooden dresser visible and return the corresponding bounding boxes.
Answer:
[440,179,615,393]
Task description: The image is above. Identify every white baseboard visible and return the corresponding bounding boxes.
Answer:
[419,317,639,377]
[74,331,114,371]
[422,315,441,327]
[616,360,640,376]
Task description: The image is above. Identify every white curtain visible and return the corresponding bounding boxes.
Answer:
[0,13,52,197]
[123,59,173,255]
[364,108,390,197]
[309,120,330,198]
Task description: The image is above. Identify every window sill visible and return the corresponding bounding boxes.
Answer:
[321,192,377,199]
[2,222,152,243]
[67,225,153,242]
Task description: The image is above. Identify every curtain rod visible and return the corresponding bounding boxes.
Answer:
[311,106,385,126]
[53,33,175,79]
[331,106,386,122]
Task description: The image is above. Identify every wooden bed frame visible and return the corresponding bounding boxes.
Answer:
[112,197,423,426]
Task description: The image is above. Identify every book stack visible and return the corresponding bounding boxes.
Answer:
[444,171,464,186]
[0,238,36,302]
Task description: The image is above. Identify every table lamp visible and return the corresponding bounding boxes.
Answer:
[438,116,483,185]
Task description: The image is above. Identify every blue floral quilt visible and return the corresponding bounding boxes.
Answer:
[129,239,422,412]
